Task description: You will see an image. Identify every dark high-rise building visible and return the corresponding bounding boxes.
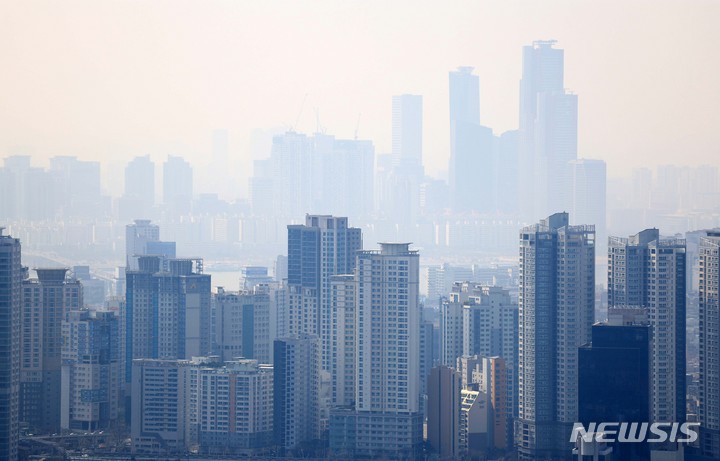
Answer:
[273,334,320,451]
[698,231,720,458]
[0,229,21,461]
[20,268,82,433]
[608,229,686,425]
[579,323,651,461]
[517,212,595,461]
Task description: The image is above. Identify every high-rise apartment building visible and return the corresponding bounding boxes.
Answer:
[61,310,121,430]
[196,359,274,455]
[330,274,356,407]
[0,229,21,461]
[329,243,423,458]
[213,287,271,363]
[125,256,211,386]
[273,334,321,451]
[608,229,686,425]
[286,215,362,373]
[698,231,720,458]
[21,268,83,433]
[517,212,595,461]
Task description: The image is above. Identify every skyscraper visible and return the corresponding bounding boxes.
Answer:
[286,215,362,372]
[329,243,423,458]
[449,67,494,213]
[0,229,21,461]
[697,231,720,458]
[61,310,121,431]
[518,41,567,221]
[121,155,155,221]
[163,155,193,216]
[570,159,607,256]
[608,229,686,425]
[125,256,211,387]
[392,94,423,168]
[20,268,83,433]
[517,213,595,461]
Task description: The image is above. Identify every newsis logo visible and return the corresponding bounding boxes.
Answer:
[570,422,700,444]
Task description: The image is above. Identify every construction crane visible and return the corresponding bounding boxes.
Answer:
[291,93,308,132]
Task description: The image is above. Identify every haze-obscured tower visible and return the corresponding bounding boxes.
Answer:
[518,41,566,221]
[163,156,193,216]
[516,213,595,461]
[120,156,155,221]
[0,229,21,461]
[449,67,494,213]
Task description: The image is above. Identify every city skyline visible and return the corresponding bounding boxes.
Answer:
[1,1,719,197]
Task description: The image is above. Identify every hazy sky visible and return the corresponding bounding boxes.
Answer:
[2,0,719,196]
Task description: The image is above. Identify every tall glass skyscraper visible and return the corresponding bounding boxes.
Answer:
[516,213,595,461]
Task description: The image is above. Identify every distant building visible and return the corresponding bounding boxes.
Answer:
[518,40,565,221]
[61,310,121,431]
[163,156,193,216]
[21,268,83,434]
[0,229,22,461]
[120,155,155,221]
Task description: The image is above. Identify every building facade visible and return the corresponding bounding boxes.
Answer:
[21,268,83,433]
[608,229,686,425]
[517,213,595,460]
[0,229,21,461]
[698,231,720,458]
[61,310,121,430]
[213,287,271,363]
